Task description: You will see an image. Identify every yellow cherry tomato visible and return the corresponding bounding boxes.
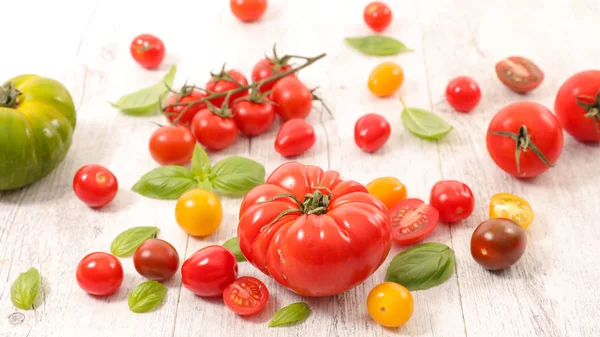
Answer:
[489,192,534,229]
[367,282,414,328]
[175,188,223,237]
[368,61,404,97]
[366,177,407,210]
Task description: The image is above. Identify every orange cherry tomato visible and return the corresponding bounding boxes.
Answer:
[366,177,407,210]
[368,62,404,97]
[367,282,414,327]
[175,189,223,237]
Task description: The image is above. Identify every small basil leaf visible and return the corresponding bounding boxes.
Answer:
[222,237,246,262]
[190,145,211,178]
[209,156,265,196]
[385,242,455,291]
[401,99,452,140]
[132,165,196,200]
[10,268,41,310]
[345,36,413,56]
[128,281,167,313]
[110,226,160,257]
[268,302,311,327]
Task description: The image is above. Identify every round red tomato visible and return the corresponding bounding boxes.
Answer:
[163,88,208,126]
[133,239,179,281]
[238,162,392,297]
[73,164,118,208]
[148,125,195,166]
[354,113,391,153]
[223,276,269,315]
[274,118,316,158]
[230,0,267,22]
[486,101,563,178]
[389,198,439,245]
[471,218,527,270]
[364,2,392,32]
[429,180,474,223]
[130,34,165,69]
[191,109,238,151]
[206,69,249,107]
[181,246,238,297]
[76,252,123,296]
[445,76,481,113]
[495,56,544,94]
[271,77,313,121]
[251,58,293,93]
[233,100,276,136]
[554,70,600,142]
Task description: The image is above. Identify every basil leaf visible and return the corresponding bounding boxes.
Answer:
[401,99,452,140]
[110,226,160,257]
[190,145,211,178]
[210,156,265,196]
[385,242,455,291]
[197,179,213,192]
[132,165,196,200]
[128,281,167,313]
[110,65,177,115]
[10,268,41,310]
[222,237,246,262]
[345,36,413,56]
[269,302,311,327]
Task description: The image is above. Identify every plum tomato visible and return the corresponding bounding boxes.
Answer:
[489,193,534,229]
[230,0,267,23]
[223,276,269,316]
[363,2,393,33]
[130,34,165,69]
[445,76,481,113]
[495,56,544,94]
[206,69,249,107]
[354,113,391,153]
[429,180,475,223]
[163,88,208,126]
[182,245,238,297]
[76,252,124,296]
[368,62,404,97]
[133,239,179,281]
[175,189,223,237]
[554,70,600,142]
[232,99,276,136]
[366,177,407,211]
[367,282,413,328]
[274,118,316,158]
[389,198,439,245]
[148,125,195,166]
[471,218,527,270]
[251,58,293,93]
[73,164,118,208]
[191,108,238,151]
[271,77,313,120]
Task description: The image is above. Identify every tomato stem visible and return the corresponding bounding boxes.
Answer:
[0,83,21,108]
[490,125,554,176]
[576,90,600,136]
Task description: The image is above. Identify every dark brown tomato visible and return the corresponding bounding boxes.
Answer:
[470,218,527,270]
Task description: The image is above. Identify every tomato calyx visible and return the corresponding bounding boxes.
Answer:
[264,44,293,73]
[259,187,333,230]
[490,125,554,176]
[206,93,234,118]
[310,87,333,118]
[210,64,245,87]
[235,83,275,105]
[0,83,21,108]
[576,89,600,135]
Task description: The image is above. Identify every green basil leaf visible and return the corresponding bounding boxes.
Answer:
[197,179,213,192]
[269,302,311,327]
[401,99,452,140]
[128,281,167,313]
[132,165,196,200]
[209,156,265,196]
[345,36,413,56]
[110,226,160,257]
[385,242,455,291]
[110,65,177,115]
[10,268,41,310]
[222,237,246,262]
[190,145,211,178]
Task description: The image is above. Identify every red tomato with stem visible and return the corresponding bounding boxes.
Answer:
[445,76,481,113]
[163,87,207,127]
[232,90,276,136]
[554,70,600,142]
[271,77,313,121]
[130,34,165,69]
[230,0,267,23]
[354,113,391,153]
[191,105,238,151]
[73,164,118,208]
[251,58,294,93]
[389,198,439,245]
[133,239,179,281]
[364,2,392,32]
[274,119,316,158]
[76,252,124,296]
[182,246,238,297]
[486,101,563,178]
[238,162,392,296]
[495,56,544,94]
[223,276,269,315]
[148,125,195,165]
[429,180,475,223]
[206,68,248,107]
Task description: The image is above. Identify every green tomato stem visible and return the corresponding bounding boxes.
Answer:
[0,83,21,108]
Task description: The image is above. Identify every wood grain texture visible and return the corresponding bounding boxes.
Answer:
[0,0,598,336]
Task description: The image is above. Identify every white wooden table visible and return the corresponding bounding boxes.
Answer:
[1,0,599,336]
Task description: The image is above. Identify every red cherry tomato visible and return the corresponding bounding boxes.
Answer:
[148,125,195,166]
[389,198,439,245]
[232,100,276,136]
[429,180,475,223]
[271,77,313,121]
[274,118,316,158]
[230,0,267,23]
[191,109,238,151]
[181,246,238,297]
[554,70,600,142]
[73,164,118,208]
[129,34,165,70]
[495,56,544,94]
[76,252,123,296]
[251,58,294,93]
[223,276,269,315]
[133,239,179,281]
[354,113,391,153]
[471,218,527,270]
[364,2,392,32]
[445,76,481,113]
[486,101,563,178]
[206,69,249,107]
[163,88,208,126]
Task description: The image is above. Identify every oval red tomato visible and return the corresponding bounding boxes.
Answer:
[429,180,474,223]
[163,88,208,126]
[354,113,391,153]
[223,276,269,315]
[130,34,165,69]
[76,252,123,296]
[363,2,392,32]
[73,164,118,208]
[148,125,195,166]
[181,246,238,297]
[554,70,600,142]
[251,58,293,93]
[206,69,249,107]
[445,76,481,113]
[233,100,276,136]
[230,0,267,22]
[271,77,313,121]
[238,162,392,296]
[486,101,563,178]
[274,118,316,158]
[495,56,544,93]
[389,198,439,245]
[191,109,238,151]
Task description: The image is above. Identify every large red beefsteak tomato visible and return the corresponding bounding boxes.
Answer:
[238,162,392,297]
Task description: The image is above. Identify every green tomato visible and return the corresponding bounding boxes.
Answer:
[0,74,76,190]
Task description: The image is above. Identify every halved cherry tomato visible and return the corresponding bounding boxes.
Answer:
[429,180,475,223]
[274,118,316,158]
[129,34,165,69]
[368,62,404,97]
[366,177,407,211]
[363,2,393,33]
[495,56,544,94]
[389,198,439,245]
[223,276,269,315]
[489,193,534,229]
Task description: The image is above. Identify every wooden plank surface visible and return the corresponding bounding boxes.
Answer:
[0,0,598,336]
